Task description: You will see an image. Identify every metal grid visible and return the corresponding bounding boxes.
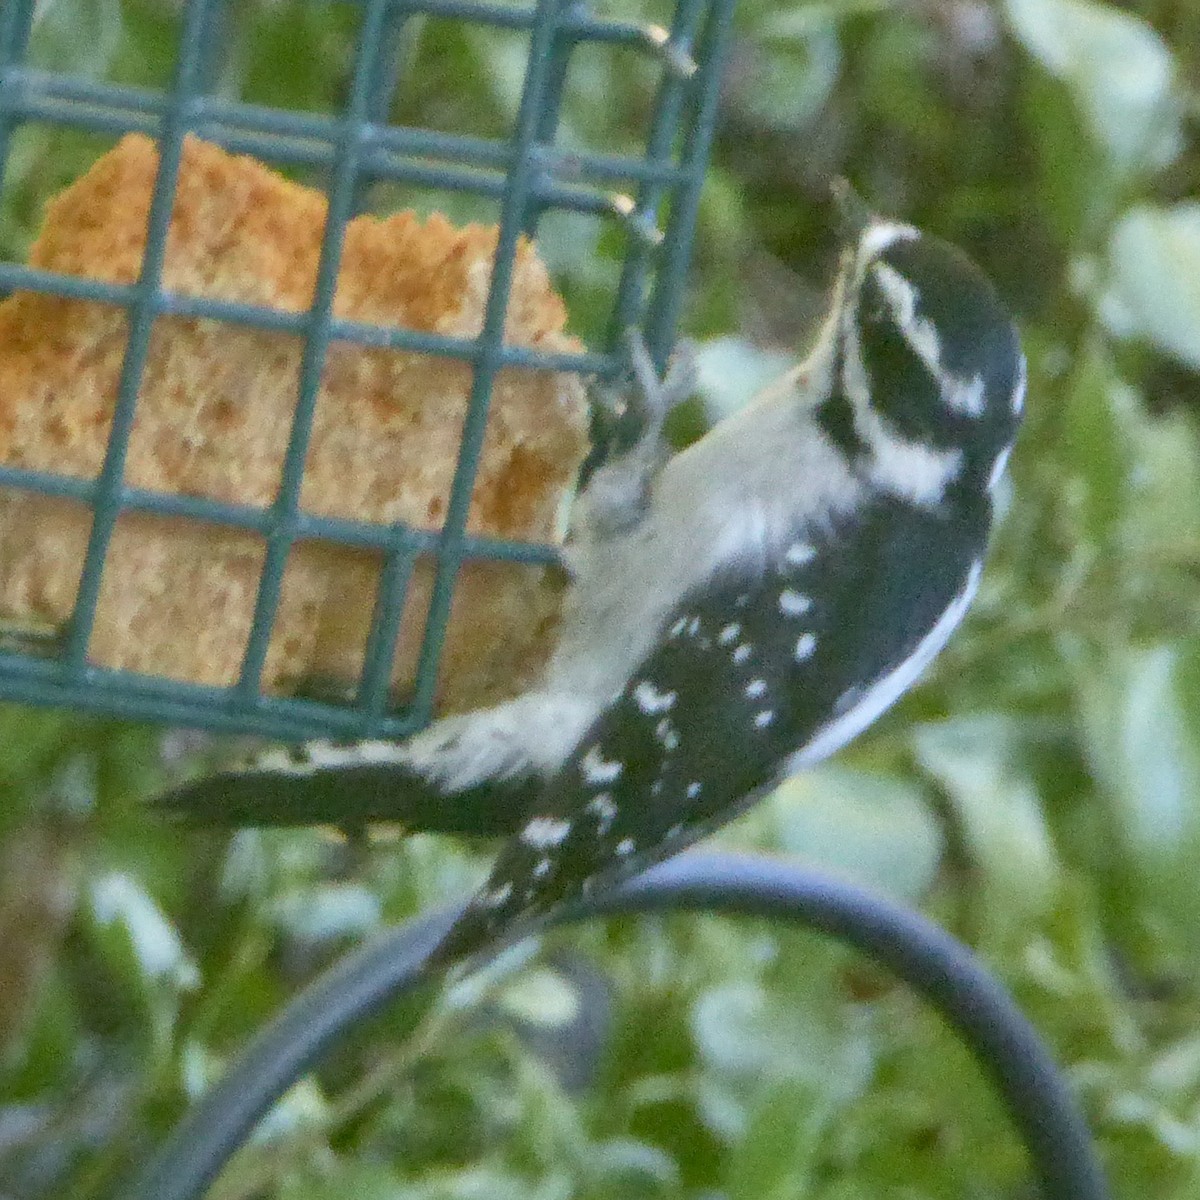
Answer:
[0,0,735,741]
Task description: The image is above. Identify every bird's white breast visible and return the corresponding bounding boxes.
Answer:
[548,389,862,703]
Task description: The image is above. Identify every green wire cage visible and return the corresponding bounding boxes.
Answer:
[0,0,735,744]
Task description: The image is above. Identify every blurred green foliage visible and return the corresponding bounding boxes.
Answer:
[2,0,1200,1196]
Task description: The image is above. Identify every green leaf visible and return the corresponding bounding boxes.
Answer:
[588,1138,680,1192]
[740,19,842,134]
[694,981,820,1079]
[1147,1032,1200,1101]
[1101,204,1200,370]
[85,870,199,1054]
[913,715,1063,924]
[269,882,381,945]
[1021,67,1114,242]
[723,1078,826,1200]
[1073,644,1200,854]
[768,767,943,902]
[1058,338,1130,546]
[1118,405,1200,562]
[392,1169,573,1200]
[88,871,199,993]
[277,1159,399,1200]
[2,973,79,1095]
[250,1077,329,1146]
[697,976,875,1197]
[1065,638,1200,967]
[495,966,580,1029]
[1003,0,1182,176]
[691,981,873,1105]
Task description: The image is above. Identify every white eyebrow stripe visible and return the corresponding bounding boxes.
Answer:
[872,260,987,418]
[858,221,919,261]
[872,261,942,370]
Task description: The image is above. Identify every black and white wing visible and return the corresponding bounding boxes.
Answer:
[430,489,991,967]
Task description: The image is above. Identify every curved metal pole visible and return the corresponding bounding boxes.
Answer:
[127,853,1109,1200]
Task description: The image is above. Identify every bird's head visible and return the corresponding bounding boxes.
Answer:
[818,182,1026,506]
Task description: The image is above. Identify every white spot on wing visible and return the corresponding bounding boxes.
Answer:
[754,710,775,728]
[581,745,623,784]
[719,622,741,645]
[794,633,817,661]
[656,718,680,751]
[521,815,572,848]
[632,680,677,715]
[485,882,513,908]
[616,837,636,856]
[779,589,812,616]
[686,781,702,799]
[587,792,617,833]
[733,644,753,664]
[746,678,767,699]
[786,542,816,567]
[787,559,985,772]
[587,793,617,818]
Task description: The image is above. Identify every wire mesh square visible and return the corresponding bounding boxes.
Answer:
[0,0,733,740]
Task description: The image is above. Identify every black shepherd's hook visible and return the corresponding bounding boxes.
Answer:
[127,853,1109,1200]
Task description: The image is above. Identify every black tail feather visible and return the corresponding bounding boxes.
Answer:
[153,763,534,838]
